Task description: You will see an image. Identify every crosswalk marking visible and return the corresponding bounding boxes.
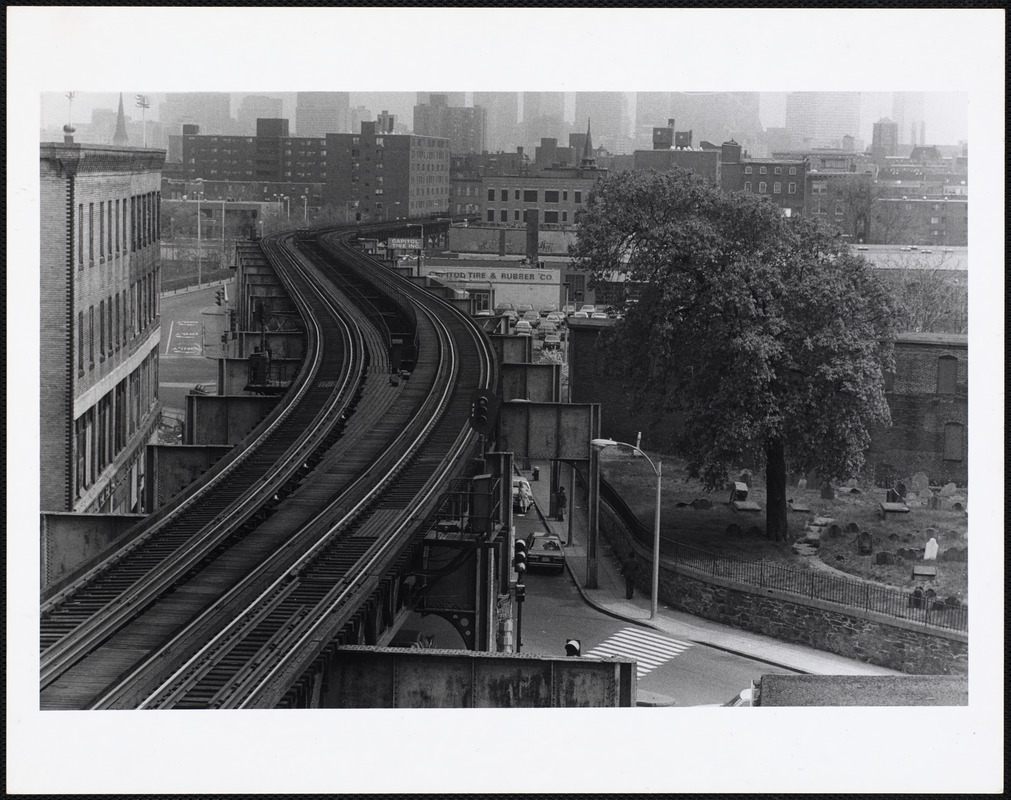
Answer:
[584,627,693,678]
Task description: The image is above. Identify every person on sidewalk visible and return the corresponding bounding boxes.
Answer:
[556,485,566,522]
[621,552,638,599]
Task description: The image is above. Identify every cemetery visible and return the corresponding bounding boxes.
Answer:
[600,456,969,609]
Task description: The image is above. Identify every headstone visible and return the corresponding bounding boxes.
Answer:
[846,522,860,533]
[944,596,961,609]
[924,588,937,605]
[848,487,862,495]
[951,502,964,512]
[895,481,908,499]
[939,482,957,497]
[923,538,939,560]
[828,524,842,538]
[875,552,895,565]
[739,470,752,487]
[728,482,748,503]
[886,488,901,503]
[725,523,741,537]
[927,494,941,510]
[909,588,924,608]
[911,472,930,494]
[905,492,918,502]
[835,554,846,561]
[691,498,713,510]
[888,533,900,542]
[797,477,807,490]
[820,482,836,500]
[857,531,873,555]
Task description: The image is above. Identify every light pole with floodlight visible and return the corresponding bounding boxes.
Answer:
[591,438,662,619]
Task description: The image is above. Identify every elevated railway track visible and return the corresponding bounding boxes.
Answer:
[40,224,496,709]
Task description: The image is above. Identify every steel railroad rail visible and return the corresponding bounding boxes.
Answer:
[40,235,375,706]
[90,229,496,709]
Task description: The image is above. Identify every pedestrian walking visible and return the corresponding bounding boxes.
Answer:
[556,485,566,522]
[622,552,638,599]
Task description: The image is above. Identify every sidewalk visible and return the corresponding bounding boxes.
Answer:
[517,459,902,676]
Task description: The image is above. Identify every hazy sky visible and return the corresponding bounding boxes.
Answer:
[41,90,969,146]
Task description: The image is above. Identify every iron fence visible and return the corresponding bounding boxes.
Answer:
[601,479,968,633]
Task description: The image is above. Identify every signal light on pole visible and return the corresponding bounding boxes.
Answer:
[513,538,527,577]
[468,389,498,436]
[215,288,223,306]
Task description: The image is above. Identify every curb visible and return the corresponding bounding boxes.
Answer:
[530,493,811,675]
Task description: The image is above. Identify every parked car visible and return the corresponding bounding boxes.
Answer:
[512,477,533,513]
[516,303,534,314]
[572,311,589,319]
[591,312,609,319]
[475,309,494,317]
[546,311,566,325]
[537,320,558,337]
[514,320,533,336]
[521,310,541,326]
[579,304,597,314]
[542,333,562,350]
[494,302,515,313]
[539,303,559,316]
[525,531,565,573]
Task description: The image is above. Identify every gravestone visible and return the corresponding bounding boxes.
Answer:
[820,482,836,500]
[927,494,941,510]
[886,488,901,503]
[888,533,900,542]
[944,596,961,609]
[857,531,873,555]
[924,588,938,605]
[909,587,924,608]
[828,524,842,538]
[923,538,939,560]
[835,555,845,561]
[848,487,862,495]
[895,481,908,499]
[846,522,860,533]
[940,482,957,497]
[739,470,752,487]
[875,552,895,565]
[951,502,964,512]
[911,472,930,494]
[797,477,807,490]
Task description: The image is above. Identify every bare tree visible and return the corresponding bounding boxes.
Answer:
[872,251,968,334]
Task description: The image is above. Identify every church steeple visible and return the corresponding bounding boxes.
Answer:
[579,117,596,169]
[112,93,129,146]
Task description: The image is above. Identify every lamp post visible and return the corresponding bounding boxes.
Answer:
[591,438,662,619]
[301,194,308,221]
[135,94,149,147]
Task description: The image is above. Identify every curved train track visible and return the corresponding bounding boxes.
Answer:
[40,225,496,709]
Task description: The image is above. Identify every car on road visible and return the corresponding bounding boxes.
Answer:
[514,320,533,336]
[542,333,562,350]
[525,531,565,573]
[591,312,609,320]
[521,310,541,327]
[579,304,597,315]
[571,311,589,319]
[512,477,533,513]
[545,311,566,325]
[539,304,559,316]
[562,304,577,315]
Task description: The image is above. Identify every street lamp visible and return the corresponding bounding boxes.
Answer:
[591,438,662,619]
[191,179,205,288]
[300,194,308,221]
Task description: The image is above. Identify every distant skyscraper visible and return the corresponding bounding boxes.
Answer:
[635,92,672,147]
[296,92,350,137]
[522,92,566,148]
[893,92,927,146]
[871,117,899,158]
[473,91,520,152]
[574,92,629,154]
[237,95,284,135]
[159,93,232,136]
[784,92,860,149]
[417,91,466,107]
[668,92,762,148]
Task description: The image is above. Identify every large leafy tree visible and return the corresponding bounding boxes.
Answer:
[572,169,897,541]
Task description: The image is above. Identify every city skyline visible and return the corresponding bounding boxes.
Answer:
[41,91,970,148]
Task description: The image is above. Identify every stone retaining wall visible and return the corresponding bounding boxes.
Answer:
[599,504,968,675]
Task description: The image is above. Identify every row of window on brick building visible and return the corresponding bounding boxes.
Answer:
[77,191,160,268]
[74,350,157,505]
[486,188,583,204]
[77,268,159,375]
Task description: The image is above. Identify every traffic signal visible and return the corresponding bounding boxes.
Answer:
[215,289,223,306]
[513,538,527,577]
[468,389,498,436]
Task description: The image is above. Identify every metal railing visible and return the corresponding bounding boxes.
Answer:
[601,479,968,633]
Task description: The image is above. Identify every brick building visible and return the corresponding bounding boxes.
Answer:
[413,94,487,155]
[569,325,968,488]
[40,139,165,513]
[479,171,601,228]
[326,120,451,220]
[868,333,968,485]
[719,141,807,217]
